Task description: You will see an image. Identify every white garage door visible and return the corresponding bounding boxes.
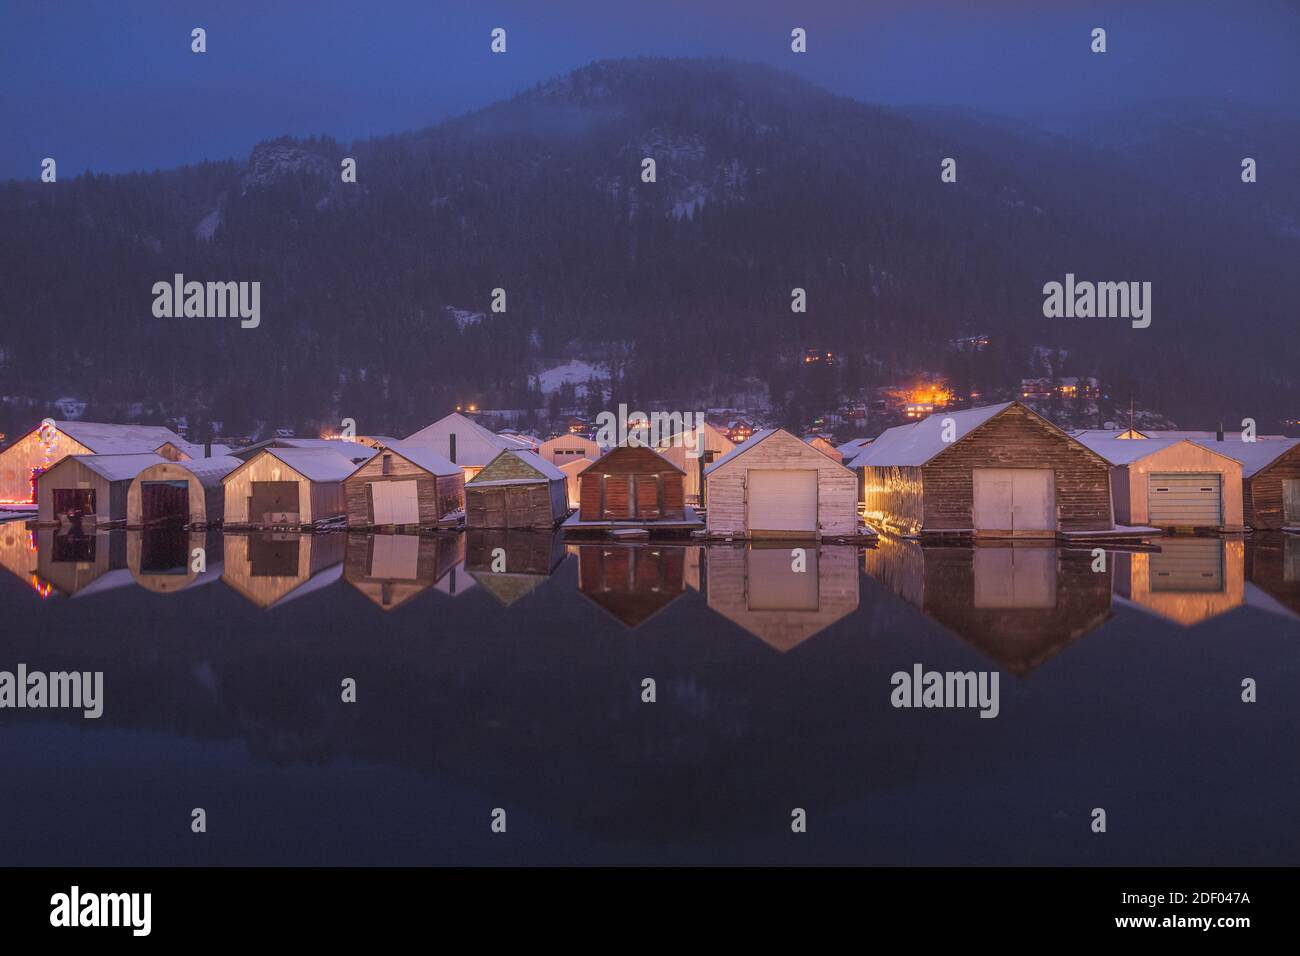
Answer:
[1148,473,1221,526]
[370,480,420,525]
[973,468,1056,534]
[747,469,817,534]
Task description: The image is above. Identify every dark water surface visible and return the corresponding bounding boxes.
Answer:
[0,522,1297,865]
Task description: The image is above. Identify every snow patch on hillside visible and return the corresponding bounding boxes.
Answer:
[535,360,605,397]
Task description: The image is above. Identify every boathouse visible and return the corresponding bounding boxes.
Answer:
[575,445,689,525]
[850,402,1113,538]
[222,447,362,528]
[705,428,858,538]
[344,442,464,530]
[126,455,242,528]
[1074,435,1244,531]
[465,450,567,529]
[0,420,182,504]
[36,453,166,527]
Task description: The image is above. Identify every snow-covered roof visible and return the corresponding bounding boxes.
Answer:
[469,449,566,484]
[72,453,168,482]
[52,420,182,453]
[705,428,776,474]
[159,440,233,459]
[379,441,460,477]
[230,437,373,462]
[1197,437,1300,478]
[165,455,243,485]
[836,437,873,455]
[1073,435,1189,465]
[404,412,514,449]
[1144,430,1288,442]
[257,447,364,482]
[850,403,1015,468]
[705,428,853,475]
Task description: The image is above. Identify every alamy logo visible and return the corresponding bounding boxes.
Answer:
[1042,273,1151,328]
[50,886,151,936]
[151,273,261,328]
[890,663,1000,718]
[594,405,709,457]
[0,664,102,718]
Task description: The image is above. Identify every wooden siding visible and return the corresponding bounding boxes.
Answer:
[466,482,563,529]
[36,457,125,525]
[578,446,686,521]
[126,461,224,527]
[922,404,1112,534]
[706,430,857,538]
[224,451,347,527]
[1244,444,1300,529]
[343,452,464,529]
[0,428,93,502]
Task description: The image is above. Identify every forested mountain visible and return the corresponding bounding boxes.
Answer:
[0,57,1295,439]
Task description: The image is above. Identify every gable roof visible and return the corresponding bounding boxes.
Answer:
[468,449,566,484]
[368,441,460,478]
[587,442,687,474]
[229,437,375,462]
[158,440,234,459]
[38,420,182,454]
[836,437,873,456]
[163,455,243,485]
[705,427,855,476]
[226,446,363,484]
[849,403,1016,468]
[71,453,168,482]
[1074,435,1200,465]
[404,412,515,449]
[1199,437,1300,478]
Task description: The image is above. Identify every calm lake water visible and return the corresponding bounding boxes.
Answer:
[1,521,1297,865]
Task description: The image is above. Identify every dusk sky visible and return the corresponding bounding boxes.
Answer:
[3,0,1298,181]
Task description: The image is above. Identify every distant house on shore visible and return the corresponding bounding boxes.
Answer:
[705,428,857,539]
[465,449,567,530]
[402,412,519,481]
[223,447,362,528]
[344,442,464,530]
[558,456,594,509]
[850,402,1113,538]
[1,420,183,503]
[538,433,601,465]
[654,421,732,506]
[36,453,166,527]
